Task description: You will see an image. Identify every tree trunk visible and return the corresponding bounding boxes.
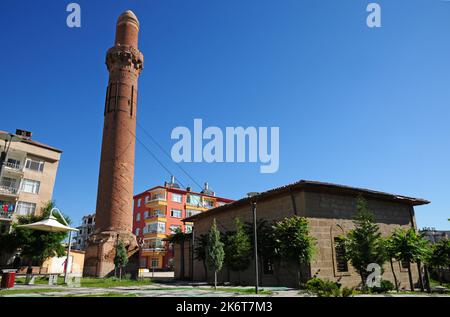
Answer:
[203,261,208,281]
[360,271,366,287]
[180,241,185,280]
[417,262,424,292]
[119,267,122,280]
[407,262,414,291]
[297,263,303,289]
[214,270,217,290]
[423,264,431,293]
[389,258,399,292]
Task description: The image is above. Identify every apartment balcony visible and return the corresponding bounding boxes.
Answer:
[140,248,166,257]
[143,231,166,239]
[144,214,166,223]
[2,162,24,176]
[0,185,19,198]
[145,197,167,208]
[0,210,14,221]
[185,203,207,212]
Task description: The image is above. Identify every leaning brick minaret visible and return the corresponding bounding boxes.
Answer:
[84,10,144,277]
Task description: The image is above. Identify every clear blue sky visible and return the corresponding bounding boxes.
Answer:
[1,0,449,229]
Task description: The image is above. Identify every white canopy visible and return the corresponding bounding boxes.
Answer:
[17,214,78,233]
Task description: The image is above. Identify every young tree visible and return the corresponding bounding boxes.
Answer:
[428,238,450,285]
[272,216,315,288]
[341,197,387,286]
[206,219,225,289]
[114,239,128,279]
[389,228,430,291]
[194,234,209,280]
[12,201,69,269]
[224,218,252,282]
[385,237,400,292]
[167,227,190,279]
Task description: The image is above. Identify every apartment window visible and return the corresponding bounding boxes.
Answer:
[153,209,165,217]
[1,177,18,189]
[146,238,164,249]
[186,209,200,218]
[16,201,36,216]
[203,200,215,209]
[151,258,159,268]
[172,193,182,203]
[135,228,140,236]
[20,179,40,194]
[185,225,192,233]
[171,209,182,218]
[170,225,182,233]
[187,194,201,206]
[334,237,348,273]
[147,222,166,234]
[79,229,83,235]
[6,158,21,169]
[137,199,141,207]
[144,211,149,219]
[25,158,44,172]
[136,212,141,222]
[145,195,150,203]
[152,193,165,201]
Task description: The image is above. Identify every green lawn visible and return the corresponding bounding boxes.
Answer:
[430,278,450,289]
[79,277,153,288]
[0,288,66,296]
[15,277,153,288]
[65,292,137,297]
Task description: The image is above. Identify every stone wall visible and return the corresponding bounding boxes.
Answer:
[176,189,420,289]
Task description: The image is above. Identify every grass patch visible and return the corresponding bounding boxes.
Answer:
[15,276,65,286]
[79,278,153,288]
[65,292,137,297]
[430,278,450,289]
[0,288,66,296]
[198,287,272,295]
[15,277,153,288]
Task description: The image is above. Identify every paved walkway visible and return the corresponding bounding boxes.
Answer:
[1,283,297,297]
[1,283,448,297]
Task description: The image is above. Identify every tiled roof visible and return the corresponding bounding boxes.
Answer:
[183,179,430,222]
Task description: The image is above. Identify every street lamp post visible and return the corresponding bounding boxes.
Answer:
[0,132,23,177]
[247,192,259,294]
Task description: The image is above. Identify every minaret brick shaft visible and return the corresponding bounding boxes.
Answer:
[84,10,143,277]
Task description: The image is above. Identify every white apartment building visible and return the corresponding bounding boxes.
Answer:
[0,129,62,233]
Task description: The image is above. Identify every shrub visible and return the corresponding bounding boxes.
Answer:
[370,279,395,293]
[306,277,341,297]
[342,287,354,297]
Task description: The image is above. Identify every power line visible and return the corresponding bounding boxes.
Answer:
[129,128,186,189]
[136,120,204,191]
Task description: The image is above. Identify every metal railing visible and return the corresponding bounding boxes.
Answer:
[0,185,18,195]
[3,161,22,171]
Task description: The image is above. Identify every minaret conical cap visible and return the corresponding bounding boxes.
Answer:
[117,10,139,29]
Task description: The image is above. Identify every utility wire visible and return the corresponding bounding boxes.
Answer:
[129,128,186,189]
[136,120,204,191]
